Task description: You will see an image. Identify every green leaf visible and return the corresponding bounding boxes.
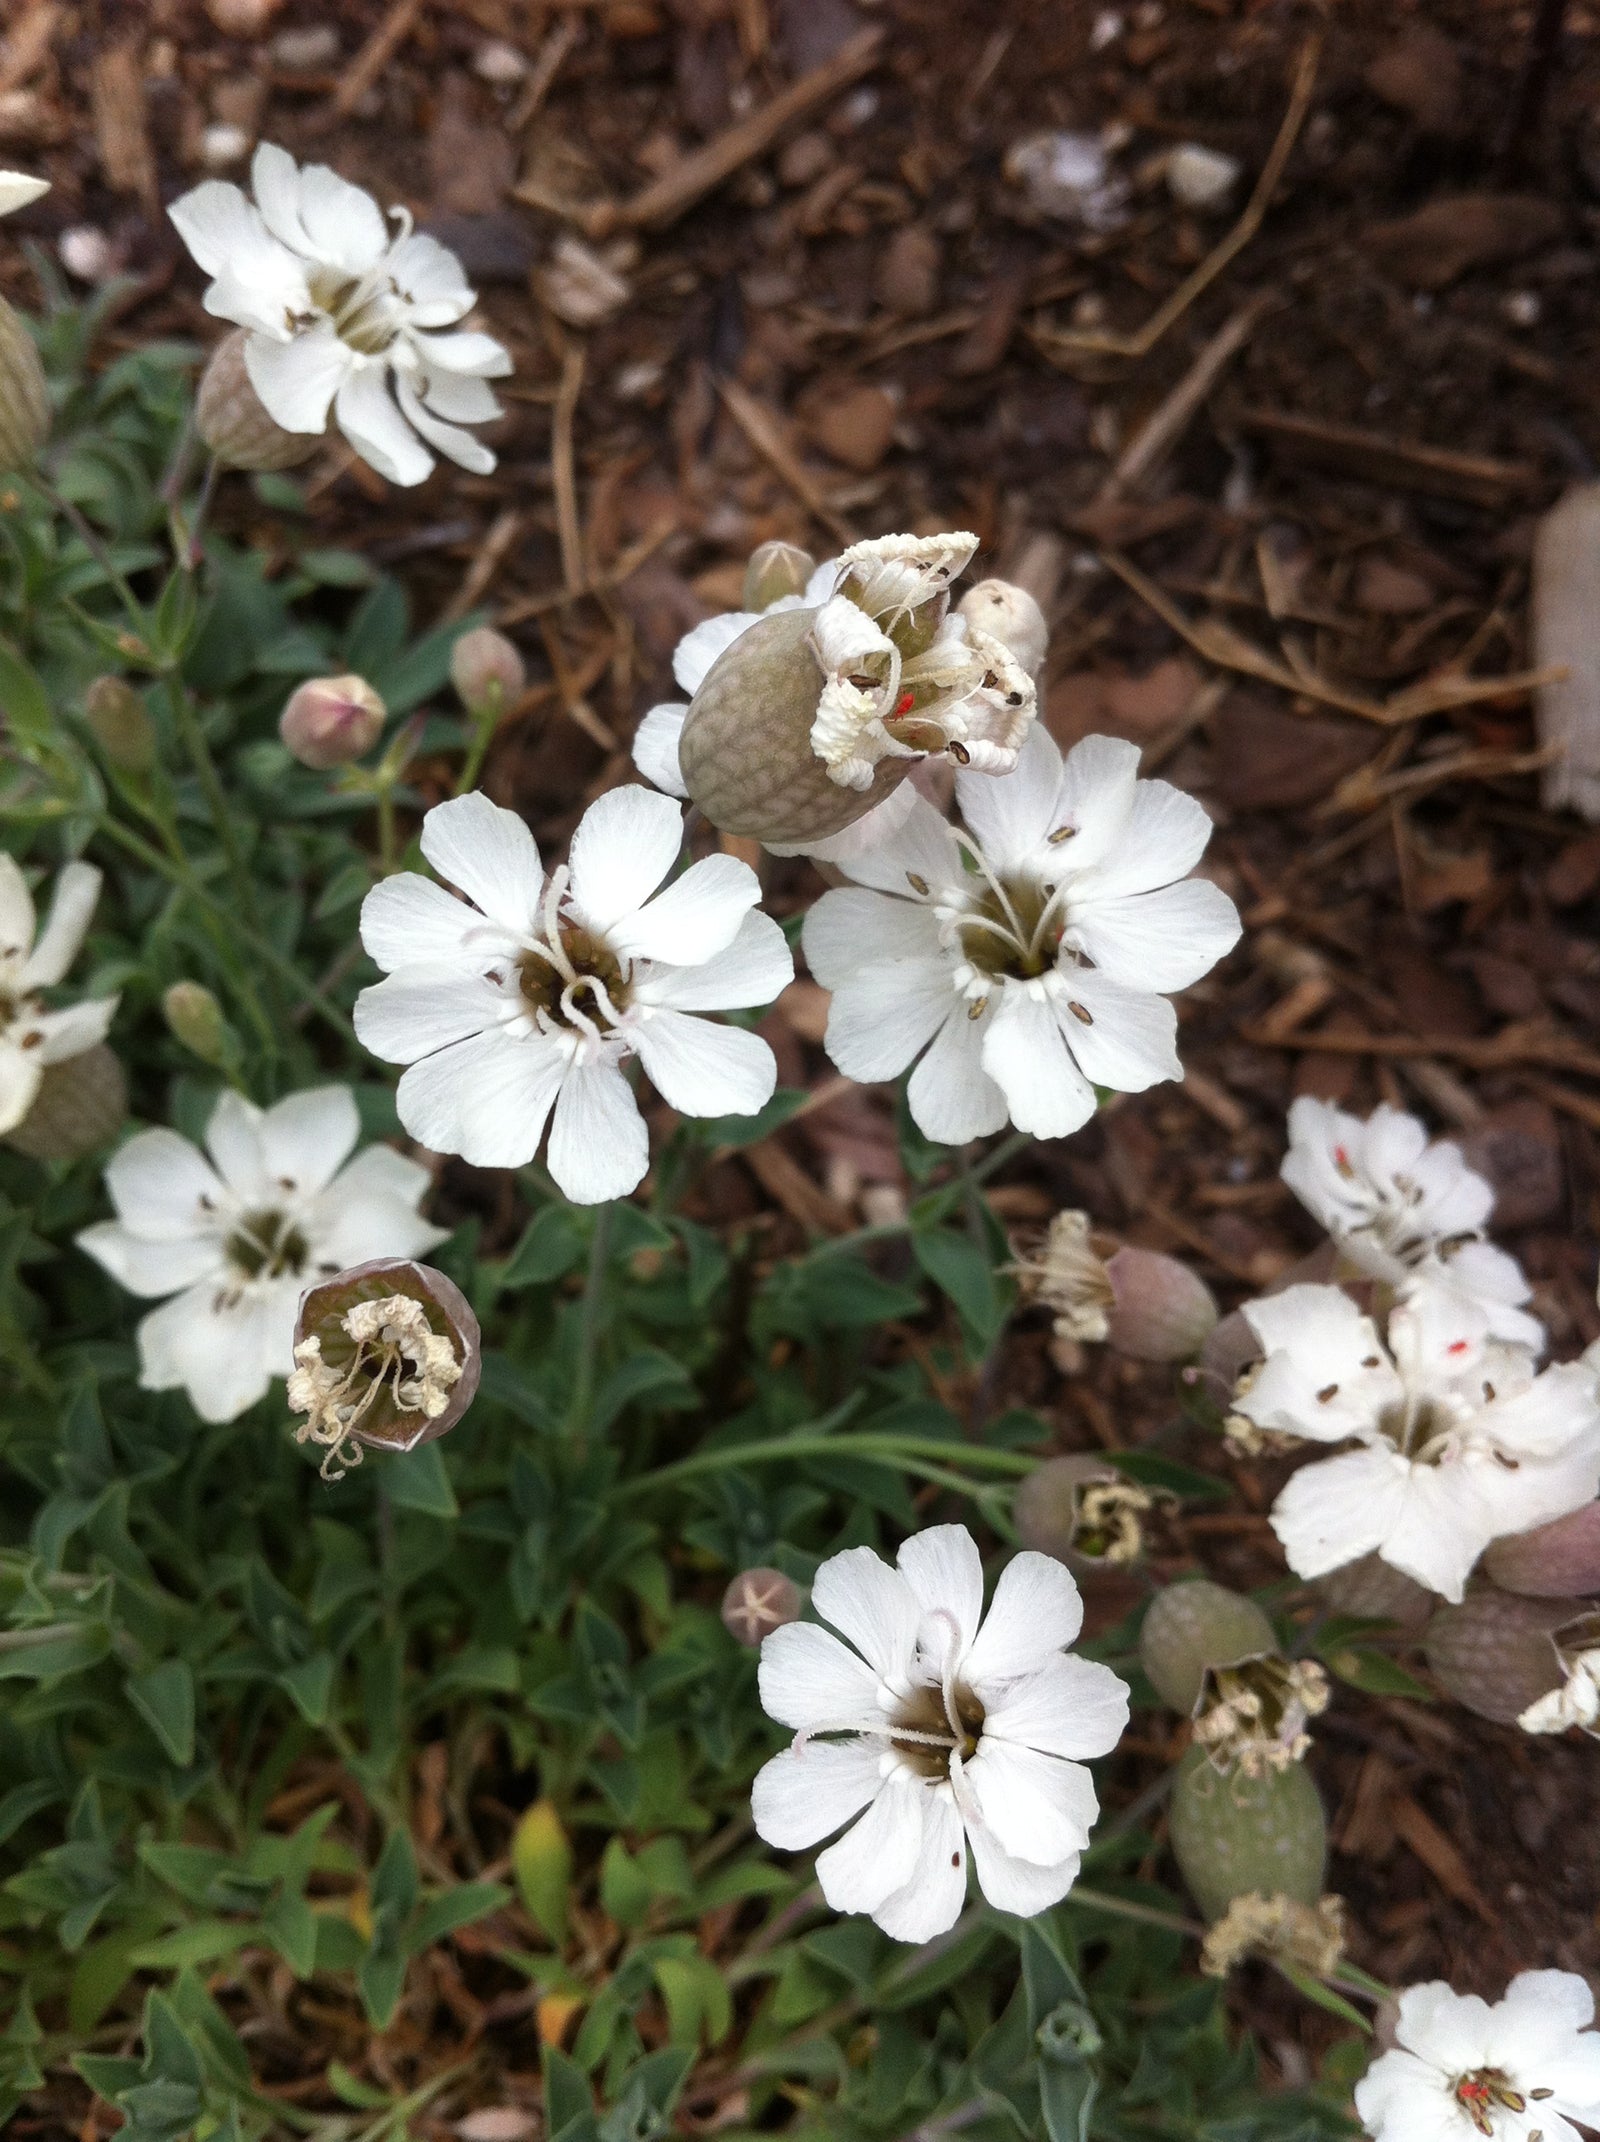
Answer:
[381,1441,457,1517]
[590,1349,695,1436]
[407,1880,509,1953]
[513,1801,573,1943]
[126,1660,195,1766]
[502,1203,588,1287]
[1276,1960,1373,2033]
[543,2046,594,2136]
[279,1653,335,1724]
[0,638,54,750]
[1324,1645,1435,1701]
[695,1087,809,1149]
[1109,1450,1232,1504]
[913,1225,1012,1353]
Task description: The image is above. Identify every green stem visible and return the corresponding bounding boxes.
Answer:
[454,693,502,796]
[566,1201,612,1441]
[167,674,269,941]
[619,1430,1034,1501]
[377,781,398,876]
[33,475,146,627]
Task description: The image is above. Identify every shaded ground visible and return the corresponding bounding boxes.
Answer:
[7,0,1600,2105]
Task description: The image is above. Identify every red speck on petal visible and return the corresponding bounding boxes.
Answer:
[1448,1340,1470,1355]
[1333,1145,1349,1167]
[894,690,915,716]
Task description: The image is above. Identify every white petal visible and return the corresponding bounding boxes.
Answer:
[631,704,689,799]
[967,1824,1080,1919]
[1268,1446,1415,1586]
[1078,773,1215,897]
[751,1740,885,1850]
[822,958,954,1084]
[816,1777,925,1916]
[414,367,502,423]
[407,327,511,377]
[360,871,500,974]
[1393,1982,1496,2072]
[76,1222,222,1300]
[256,143,389,273]
[335,364,433,487]
[1354,2050,1464,2142]
[1055,968,1182,1093]
[169,179,310,332]
[801,888,941,992]
[258,1087,360,1195]
[420,793,545,938]
[1478,1361,1600,1461]
[0,853,35,959]
[964,1740,1098,1864]
[396,1029,565,1168]
[105,1128,227,1239]
[871,1790,968,1943]
[245,327,348,433]
[385,232,476,321]
[634,910,792,1013]
[136,1280,292,1423]
[33,997,117,1065]
[955,721,1064,873]
[1043,733,1141,875]
[1066,876,1241,994]
[316,1190,447,1271]
[982,1654,1130,1761]
[320,1141,431,1209]
[965,1552,1084,1688]
[980,984,1097,1139]
[546,1058,648,1203]
[812,1545,922,1685]
[834,797,964,898]
[20,863,100,988]
[896,1525,985,1660]
[0,172,50,217]
[907,1002,1009,1144]
[0,1045,41,1136]
[758,1620,885,1732]
[630,1008,775,1118]
[674,611,763,696]
[204,1089,268,1201]
[355,967,510,1065]
[1493,1970,1597,2072]
[776,780,921,864]
[393,371,495,476]
[565,786,685,939]
[605,854,757,968]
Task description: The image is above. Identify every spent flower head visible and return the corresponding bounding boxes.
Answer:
[0,857,118,1138]
[1189,1654,1330,1779]
[1355,1971,1600,2142]
[1199,1891,1346,1981]
[290,1258,480,1478]
[1009,1210,1114,1342]
[170,143,511,486]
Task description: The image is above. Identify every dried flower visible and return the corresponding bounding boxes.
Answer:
[1519,1611,1600,1737]
[0,858,118,1136]
[1010,1211,1114,1342]
[1012,1453,1153,1569]
[290,1258,480,1479]
[1189,1654,1330,1779]
[1200,1891,1346,1980]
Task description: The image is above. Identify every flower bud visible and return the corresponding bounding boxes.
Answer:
[721,1566,802,1647]
[6,1044,126,1162]
[1140,1580,1277,1715]
[1103,1246,1218,1363]
[1424,1589,1571,1723]
[743,540,815,612]
[1311,1552,1434,1633]
[162,981,230,1067]
[83,676,157,773]
[279,674,386,770]
[0,295,49,469]
[1014,1453,1152,1570]
[450,626,525,714]
[1484,1501,1600,1598]
[197,328,322,471]
[1169,1745,1327,1923]
[956,578,1048,680]
[291,1259,481,1477]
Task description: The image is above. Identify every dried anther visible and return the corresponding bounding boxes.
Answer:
[1199,1891,1346,1980]
[1009,1210,1114,1343]
[290,1258,480,1479]
[1191,1654,1330,1778]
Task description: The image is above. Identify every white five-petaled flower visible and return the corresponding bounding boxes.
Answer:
[0,172,49,218]
[1281,1098,1540,1347]
[76,1087,445,1424]
[752,1524,1129,1943]
[169,143,511,486]
[799,725,1241,1144]
[1355,1971,1600,2142]
[0,856,118,1136]
[1234,1279,1600,1603]
[353,788,794,1204]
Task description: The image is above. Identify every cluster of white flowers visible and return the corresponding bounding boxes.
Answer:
[0,856,118,1135]
[1357,1970,1600,2142]
[1234,1101,1600,1603]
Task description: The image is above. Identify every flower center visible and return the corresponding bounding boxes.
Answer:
[306,265,403,356]
[1191,1655,1328,1776]
[0,987,43,1046]
[888,1681,985,1781]
[1451,2067,1543,2136]
[225,1207,308,1282]
[518,924,628,1032]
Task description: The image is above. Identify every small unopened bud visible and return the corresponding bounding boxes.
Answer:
[956,578,1048,680]
[743,540,815,612]
[162,981,230,1067]
[1199,1891,1345,1980]
[1140,1580,1278,1716]
[6,1044,127,1162]
[1103,1246,1218,1363]
[197,328,322,471]
[1169,1744,1327,1923]
[1014,1453,1153,1569]
[0,296,49,470]
[280,674,386,770]
[721,1566,802,1647]
[450,625,525,714]
[83,676,157,773]
[1424,1589,1572,1724]
[290,1258,481,1478]
[1485,1500,1600,1598]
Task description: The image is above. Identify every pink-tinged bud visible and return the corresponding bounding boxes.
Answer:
[1311,1552,1434,1633]
[743,540,815,611]
[197,329,321,471]
[279,674,386,769]
[1014,1453,1151,1569]
[1104,1246,1218,1362]
[1485,1501,1600,1598]
[290,1258,480,1478]
[721,1567,802,1647]
[450,626,526,714]
[1424,1589,1571,1723]
[6,1045,126,1162]
[0,294,49,470]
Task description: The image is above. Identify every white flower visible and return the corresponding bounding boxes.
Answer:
[1235,1279,1600,1602]
[77,1087,445,1424]
[353,787,793,1204]
[1519,1623,1600,1737]
[169,143,511,487]
[800,726,1241,1145]
[752,1524,1128,1943]
[1355,1971,1600,2142]
[0,857,118,1136]
[0,172,49,218]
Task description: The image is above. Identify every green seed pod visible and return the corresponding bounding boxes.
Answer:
[83,676,157,773]
[743,540,815,612]
[1169,1745,1327,1922]
[0,294,49,470]
[1312,1552,1434,1633]
[6,1044,126,1162]
[1485,1502,1600,1599]
[677,605,913,846]
[162,981,230,1068]
[1424,1589,1570,1724]
[1140,1580,1277,1716]
[197,329,322,472]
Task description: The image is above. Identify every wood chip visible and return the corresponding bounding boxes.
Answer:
[0,2,59,98]
[741,1141,854,1235]
[323,0,427,126]
[1389,1793,1494,1920]
[91,44,158,215]
[1236,406,1542,508]
[716,377,856,546]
